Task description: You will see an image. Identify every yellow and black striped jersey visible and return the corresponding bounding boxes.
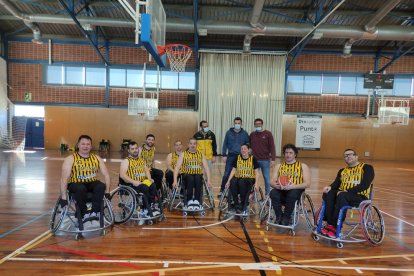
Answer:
[338,163,371,198]
[180,150,203,175]
[233,154,258,179]
[140,144,155,169]
[69,152,99,183]
[126,157,147,182]
[278,161,303,185]
[171,152,179,170]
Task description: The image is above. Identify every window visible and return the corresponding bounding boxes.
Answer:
[14,105,44,117]
[65,66,84,85]
[287,75,304,93]
[339,76,357,95]
[86,67,106,86]
[322,75,339,94]
[304,75,322,94]
[110,68,126,87]
[393,76,412,97]
[127,69,143,88]
[161,71,179,89]
[179,72,196,90]
[144,70,159,88]
[356,77,369,95]
[46,65,63,84]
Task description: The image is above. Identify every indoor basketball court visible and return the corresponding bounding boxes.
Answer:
[0,0,414,275]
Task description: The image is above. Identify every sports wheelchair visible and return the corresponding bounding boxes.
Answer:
[50,192,114,240]
[312,188,385,248]
[218,184,265,221]
[168,175,215,216]
[259,191,315,236]
[109,184,165,225]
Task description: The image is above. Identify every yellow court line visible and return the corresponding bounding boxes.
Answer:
[70,264,238,276]
[268,246,274,252]
[0,230,52,264]
[280,253,414,264]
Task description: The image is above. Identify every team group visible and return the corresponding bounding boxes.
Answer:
[59,116,374,238]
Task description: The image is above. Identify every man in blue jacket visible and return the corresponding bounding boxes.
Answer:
[219,117,250,197]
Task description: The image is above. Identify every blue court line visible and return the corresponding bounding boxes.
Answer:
[385,233,414,251]
[0,211,50,238]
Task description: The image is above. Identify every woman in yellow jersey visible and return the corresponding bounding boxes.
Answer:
[225,144,259,213]
[320,149,374,238]
[60,135,111,221]
[173,138,211,210]
[119,141,159,218]
[270,144,311,226]
[165,140,183,189]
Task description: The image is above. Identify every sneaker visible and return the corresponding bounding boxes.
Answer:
[321,225,336,238]
[90,220,100,228]
[82,213,91,222]
[90,212,99,220]
[152,210,160,216]
[138,219,145,226]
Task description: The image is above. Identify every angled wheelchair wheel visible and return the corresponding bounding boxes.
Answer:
[102,197,115,227]
[218,187,230,220]
[204,181,215,209]
[259,197,270,224]
[110,186,136,224]
[300,192,316,231]
[361,204,385,246]
[50,198,67,233]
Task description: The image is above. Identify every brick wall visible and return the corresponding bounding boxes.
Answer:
[7,41,194,109]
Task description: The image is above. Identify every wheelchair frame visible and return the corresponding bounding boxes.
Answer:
[218,184,265,221]
[168,175,215,216]
[109,184,165,225]
[50,192,114,240]
[259,191,315,236]
[312,192,385,248]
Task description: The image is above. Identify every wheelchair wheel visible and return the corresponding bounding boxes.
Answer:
[50,198,67,233]
[110,186,136,224]
[361,204,385,246]
[218,187,230,220]
[204,181,215,209]
[259,197,270,224]
[300,192,316,231]
[102,197,115,227]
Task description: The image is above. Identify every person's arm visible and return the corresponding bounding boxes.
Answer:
[120,159,141,186]
[60,155,74,200]
[285,163,311,190]
[173,153,184,188]
[202,154,211,187]
[268,131,277,165]
[323,169,342,193]
[211,132,217,163]
[166,153,173,171]
[226,168,236,187]
[346,164,374,194]
[222,131,229,162]
[270,164,281,189]
[97,156,111,193]
[144,166,153,183]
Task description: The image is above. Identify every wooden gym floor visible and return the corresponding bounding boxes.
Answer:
[0,150,414,275]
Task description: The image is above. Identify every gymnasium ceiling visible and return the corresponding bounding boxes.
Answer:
[0,0,413,58]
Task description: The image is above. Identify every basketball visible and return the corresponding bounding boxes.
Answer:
[278,175,291,186]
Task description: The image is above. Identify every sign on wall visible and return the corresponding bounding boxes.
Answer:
[295,115,322,150]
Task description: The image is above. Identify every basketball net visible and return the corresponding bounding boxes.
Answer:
[159,44,192,72]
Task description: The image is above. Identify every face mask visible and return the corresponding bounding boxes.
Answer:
[234,124,241,130]
[203,127,209,132]
[255,127,262,131]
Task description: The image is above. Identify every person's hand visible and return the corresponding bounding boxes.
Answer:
[134,181,141,187]
[59,198,68,208]
[222,156,227,163]
[207,179,212,188]
[212,156,216,163]
[173,181,177,189]
[270,161,276,168]
[254,184,259,191]
[323,186,331,193]
[337,190,344,196]
[104,193,111,200]
[274,184,282,190]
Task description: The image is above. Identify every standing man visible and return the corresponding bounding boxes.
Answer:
[193,120,217,170]
[250,118,276,195]
[140,134,164,192]
[320,149,374,238]
[60,135,111,222]
[219,117,250,198]
[270,144,311,225]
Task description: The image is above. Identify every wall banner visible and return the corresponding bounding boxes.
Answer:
[295,115,322,150]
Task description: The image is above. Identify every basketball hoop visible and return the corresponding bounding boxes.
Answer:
[158,44,192,72]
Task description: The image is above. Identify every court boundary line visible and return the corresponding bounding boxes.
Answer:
[141,216,233,230]
[0,211,50,238]
[381,210,414,227]
[9,257,414,274]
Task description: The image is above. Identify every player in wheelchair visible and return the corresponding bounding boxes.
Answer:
[219,143,262,219]
[268,144,311,227]
[172,138,213,215]
[313,148,385,248]
[50,135,114,239]
[110,141,163,225]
